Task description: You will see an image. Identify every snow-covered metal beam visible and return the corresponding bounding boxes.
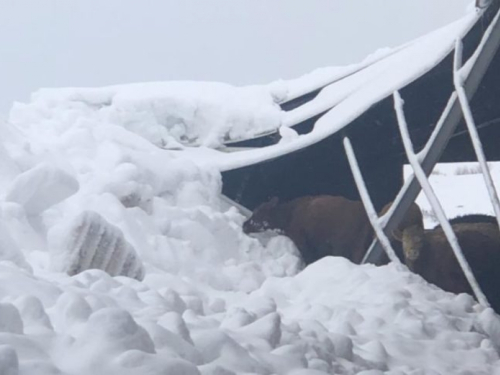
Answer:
[393,91,489,308]
[453,39,500,232]
[477,0,492,9]
[343,137,401,264]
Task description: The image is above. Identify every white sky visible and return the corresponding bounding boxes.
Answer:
[0,0,472,115]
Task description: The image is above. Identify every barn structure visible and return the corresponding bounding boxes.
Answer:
[212,0,500,272]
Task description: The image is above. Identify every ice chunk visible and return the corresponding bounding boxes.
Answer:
[0,304,23,334]
[289,369,332,375]
[52,292,92,332]
[0,202,45,255]
[0,142,20,192]
[0,221,30,270]
[82,308,155,354]
[236,312,282,348]
[14,296,53,332]
[115,350,200,375]
[0,345,19,375]
[157,312,193,345]
[220,307,256,330]
[191,329,268,374]
[49,211,144,280]
[477,308,500,352]
[198,364,236,375]
[59,308,156,372]
[5,163,79,215]
[278,126,299,144]
[140,322,203,365]
[159,288,187,314]
[330,333,353,361]
[19,360,62,375]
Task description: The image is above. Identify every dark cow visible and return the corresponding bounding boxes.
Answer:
[432,213,497,228]
[243,195,373,265]
[395,207,500,312]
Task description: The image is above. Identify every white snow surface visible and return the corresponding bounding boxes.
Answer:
[2,7,500,374]
[3,103,500,374]
[405,162,500,229]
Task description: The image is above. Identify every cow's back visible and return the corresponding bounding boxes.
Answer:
[287,195,371,263]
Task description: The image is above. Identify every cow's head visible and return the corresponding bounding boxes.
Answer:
[243,197,280,233]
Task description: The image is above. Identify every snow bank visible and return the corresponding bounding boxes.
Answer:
[4,85,500,374]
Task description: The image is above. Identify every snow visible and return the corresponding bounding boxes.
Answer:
[281,45,404,103]
[0,5,499,374]
[2,111,499,374]
[10,82,284,149]
[404,162,500,228]
[5,163,79,216]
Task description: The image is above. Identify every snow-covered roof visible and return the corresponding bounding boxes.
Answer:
[9,10,479,174]
[202,12,479,172]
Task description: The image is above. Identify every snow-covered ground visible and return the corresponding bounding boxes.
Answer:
[1,5,500,374]
[405,162,500,228]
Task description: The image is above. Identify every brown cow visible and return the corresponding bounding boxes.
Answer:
[243,195,373,265]
[395,208,500,312]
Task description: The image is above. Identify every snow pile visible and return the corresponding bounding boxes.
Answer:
[1,113,299,290]
[3,90,500,374]
[10,81,285,148]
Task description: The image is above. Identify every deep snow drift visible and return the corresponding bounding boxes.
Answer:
[2,87,500,374]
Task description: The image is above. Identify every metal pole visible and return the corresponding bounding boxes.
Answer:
[343,137,401,264]
[453,39,500,232]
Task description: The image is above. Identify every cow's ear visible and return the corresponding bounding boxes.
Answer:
[269,197,279,206]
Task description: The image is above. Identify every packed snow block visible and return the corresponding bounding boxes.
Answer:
[14,295,53,332]
[49,211,145,281]
[0,221,30,271]
[0,303,23,334]
[5,163,79,215]
[80,308,155,354]
[0,345,19,375]
[236,312,282,348]
[0,142,20,192]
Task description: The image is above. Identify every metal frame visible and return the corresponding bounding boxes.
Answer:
[340,4,500,308]
[454,40,500,229]
[362,4,500,267]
